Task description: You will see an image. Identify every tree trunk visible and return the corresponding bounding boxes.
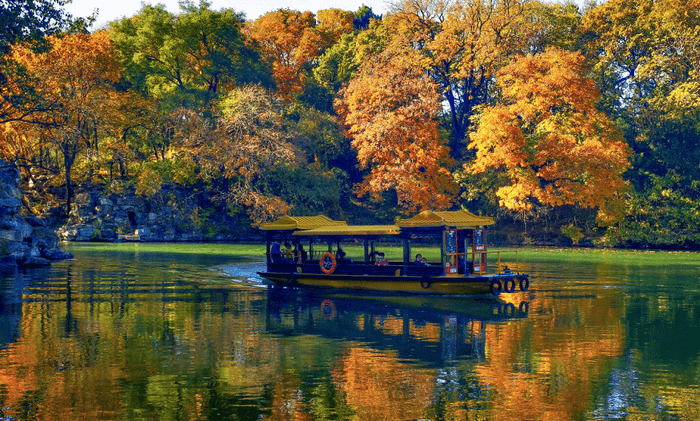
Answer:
[62,142,77,219]
[65,161,72,218]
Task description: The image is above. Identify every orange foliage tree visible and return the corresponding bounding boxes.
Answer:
[4,31,123,214]
[467,47,631,223]
[335,46,456,212]
[245,9,353,96]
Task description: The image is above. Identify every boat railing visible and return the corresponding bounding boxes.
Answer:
[489,249,519,272]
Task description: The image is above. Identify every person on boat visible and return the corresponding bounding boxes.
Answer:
[282,242,294,262]
[295,243,308,263]
[375,252,388,265]
[458,255,469,273]
[414,254,424,265]
[421,257,430,266]
[271,241,282,263]
[336,247,352,263]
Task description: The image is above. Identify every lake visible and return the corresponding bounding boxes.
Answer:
[1,244,699,420]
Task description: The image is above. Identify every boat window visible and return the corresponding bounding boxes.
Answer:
[445,230,457,254]
[474,229,486,252]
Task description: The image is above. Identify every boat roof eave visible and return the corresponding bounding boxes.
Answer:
[259,215,348,232]
[396,209,495,229]
[293,225,401,237]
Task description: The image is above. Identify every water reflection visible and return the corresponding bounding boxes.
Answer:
[0,272,23,349]
[263,288,531,420]
[0,246,699,420]
[265,287,527,367]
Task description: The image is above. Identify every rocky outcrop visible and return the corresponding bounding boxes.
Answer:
[0,161,73,271]
[57,185,258,242]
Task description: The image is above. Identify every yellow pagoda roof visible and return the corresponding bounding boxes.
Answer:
[396,209,494,228]
[259,215,347,231]
[294,225,400,237]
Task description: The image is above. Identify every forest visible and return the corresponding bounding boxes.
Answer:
[0,0,699,248]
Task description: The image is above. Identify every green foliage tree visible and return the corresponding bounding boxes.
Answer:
[583,0,700,244]
[110,1,267,106]
[0,0,81,54]
[313,17,387,97]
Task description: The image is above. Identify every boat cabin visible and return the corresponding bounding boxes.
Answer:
[259,210,495,278]
[396,210,495,276]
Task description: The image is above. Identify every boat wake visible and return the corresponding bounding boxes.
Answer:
[218,261,269,287]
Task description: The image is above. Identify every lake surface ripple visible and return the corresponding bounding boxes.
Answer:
[1,244,699,420]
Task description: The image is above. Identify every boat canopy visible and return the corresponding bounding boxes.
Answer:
[259,215,347,231]
[293,225,400,237]
[260,209,492,235]
[396,209,494,229]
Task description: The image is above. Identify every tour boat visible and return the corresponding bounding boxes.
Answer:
[257,210,530,296]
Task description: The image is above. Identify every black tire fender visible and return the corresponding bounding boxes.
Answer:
[503,277,516,293]
[519,276,530,292]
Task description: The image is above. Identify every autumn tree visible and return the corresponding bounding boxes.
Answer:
[335,46,456,212]
[387,0,543,158]
[4,31,123,215]
[184,85,295,223]
[316,8,355,42]
[467,47,630,223]
[245,8,354,97]
[0,0,96,125]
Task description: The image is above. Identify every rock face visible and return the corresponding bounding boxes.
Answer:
[57,185,257,243]
[0,161,73,270]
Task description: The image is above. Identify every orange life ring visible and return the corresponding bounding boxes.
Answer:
[320,252,337,274]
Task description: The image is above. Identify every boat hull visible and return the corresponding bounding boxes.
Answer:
[257,271,528,296]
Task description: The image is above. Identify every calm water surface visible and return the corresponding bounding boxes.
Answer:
[1,244,699,420]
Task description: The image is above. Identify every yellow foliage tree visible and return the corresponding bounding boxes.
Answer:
[467,47,631,223]
[389,0,541,157]
[185,85,295,224]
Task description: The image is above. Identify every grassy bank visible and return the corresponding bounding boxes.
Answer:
[64,243,700,267]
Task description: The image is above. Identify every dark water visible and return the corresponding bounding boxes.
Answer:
[1,245,699,420]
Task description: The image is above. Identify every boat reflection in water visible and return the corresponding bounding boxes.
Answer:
[265,286,529,366]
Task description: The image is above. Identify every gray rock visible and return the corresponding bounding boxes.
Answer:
[41,248,74,260]
[101,229,116,240]
[17,256,52,267]
[25,216,45,227]
[96,197,114,215]
[5,219,33,239]
[78,225,95,238]
[0,197,21,215]
[0,229,21,242]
